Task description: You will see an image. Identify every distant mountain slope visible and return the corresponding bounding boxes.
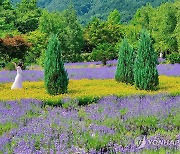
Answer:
[11,0,174,24]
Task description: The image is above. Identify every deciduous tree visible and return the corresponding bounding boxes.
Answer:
[0,35,31,62]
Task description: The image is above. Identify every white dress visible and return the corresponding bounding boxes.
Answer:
[11,66,23,89]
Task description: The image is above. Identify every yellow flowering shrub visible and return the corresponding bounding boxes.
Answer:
[0,76,179,101]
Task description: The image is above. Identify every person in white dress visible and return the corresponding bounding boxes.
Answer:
[11,62,23,89]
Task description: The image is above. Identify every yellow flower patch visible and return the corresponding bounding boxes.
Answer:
[0,76,179,101]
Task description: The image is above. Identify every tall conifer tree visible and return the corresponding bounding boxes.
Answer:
[115,39,135,84]
[44,34,69,95]
[134,30,159,90]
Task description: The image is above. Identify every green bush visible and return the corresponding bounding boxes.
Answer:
[44,34,69,95]
[134,30,159,90]
[77,96,100,106]
[167,53,180,64]
[115,39,135,84]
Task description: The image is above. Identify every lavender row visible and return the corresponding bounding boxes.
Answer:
[0,64,180,83]
[0,70,44,83]
[65,58,165,68]
[0,94,180,153]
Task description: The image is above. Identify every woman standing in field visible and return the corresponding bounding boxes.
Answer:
[11,62,23,89]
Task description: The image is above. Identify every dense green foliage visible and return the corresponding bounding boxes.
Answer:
[0,0,179,66]
[14,0,42,34]
[131,1,179,56]
[0,0,17,36]
[83,13,123,62]
[151,2,178,55]
[59,7,84,62]
[134,30,159,90]
[39,7,84,62]
[173,0,180,53]
[167,53,180,64]
[92,43,117,65]
[84,16,123,47]
[11,0,174,24]
[115,39,135,84]
[44,35,69,95]
[24,30,48,65]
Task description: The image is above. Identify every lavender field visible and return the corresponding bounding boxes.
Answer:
[0,63,180,83]
[1,61,180,153]
[0,94,180,153]
[1,0,180,152]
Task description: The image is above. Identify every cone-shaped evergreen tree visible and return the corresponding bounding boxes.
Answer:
[134,30,159,90]
[115,39,135,84]
[44,34,69,95]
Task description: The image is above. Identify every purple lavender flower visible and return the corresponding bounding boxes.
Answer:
[0,94,180,153]
[0,63,179,83]
[157,64,180,76]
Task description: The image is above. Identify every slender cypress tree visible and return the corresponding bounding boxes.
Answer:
[44,34,69,95]
[115,39,135,84]
[134,30,159,90]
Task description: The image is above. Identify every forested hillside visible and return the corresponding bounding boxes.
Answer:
[1,0,179,66]
[11,0,174,24]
